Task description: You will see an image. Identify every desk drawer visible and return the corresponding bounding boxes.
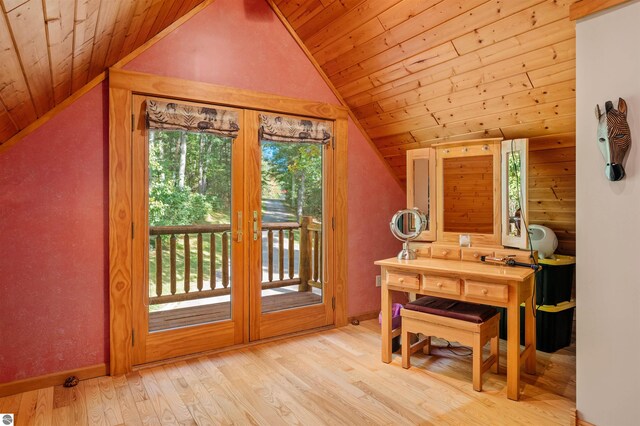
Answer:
[431,245,461,260]
[422,275,460,296]
[386,270,420,290]
[412,243,432,258]
[461,247,494,263]
[464,280,508,303]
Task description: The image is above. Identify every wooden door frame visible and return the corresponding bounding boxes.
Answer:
[108,68,348,376]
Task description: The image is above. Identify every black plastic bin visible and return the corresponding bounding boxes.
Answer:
[496,301,575,353]
[535,255,576,306]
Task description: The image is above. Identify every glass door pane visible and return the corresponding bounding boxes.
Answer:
[147,130,234,331]
[260,140,324,313]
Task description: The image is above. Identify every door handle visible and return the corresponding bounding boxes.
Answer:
[253,211,259,240]
[236,211,243,242]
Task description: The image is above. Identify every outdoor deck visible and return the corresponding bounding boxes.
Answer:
[149,291,323,331]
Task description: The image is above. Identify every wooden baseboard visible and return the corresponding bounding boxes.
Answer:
[0,363,108,398]
[348,310,379,324]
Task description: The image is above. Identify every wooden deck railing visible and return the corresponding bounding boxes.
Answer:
[149,224,230,305]
[149,216,322,305]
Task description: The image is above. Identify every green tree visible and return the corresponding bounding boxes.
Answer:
[148,130,232,226]
[262,142,323,220]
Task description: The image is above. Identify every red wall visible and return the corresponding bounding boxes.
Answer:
[0,0,403,383]
[0,84,109,382]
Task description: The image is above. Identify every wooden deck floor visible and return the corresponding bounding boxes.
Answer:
[0,319,576,425]
[150,291,322,331]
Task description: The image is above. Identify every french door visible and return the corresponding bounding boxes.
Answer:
[245,110,334,341]
[131,97,334,364]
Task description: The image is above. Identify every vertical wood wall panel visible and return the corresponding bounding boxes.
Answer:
[528,133,576,255]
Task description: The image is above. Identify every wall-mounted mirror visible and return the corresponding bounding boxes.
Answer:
[501,138,529,249]
[436,139,502,246]
[406,148,436,241]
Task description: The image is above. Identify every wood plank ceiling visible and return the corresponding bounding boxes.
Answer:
[273,0,576,183]
[0,0,204,144]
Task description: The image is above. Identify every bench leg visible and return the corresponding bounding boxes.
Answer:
[472,332,482,392]
[490,333,499,374]
[422,335,431,355]
[402,329,411,369]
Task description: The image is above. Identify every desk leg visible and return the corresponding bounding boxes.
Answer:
[524,276,537,375]
[507,292,521,401]
[381,282,392,363]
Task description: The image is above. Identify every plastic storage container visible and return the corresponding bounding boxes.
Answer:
[535,255,576,306]
[496,300,575,353]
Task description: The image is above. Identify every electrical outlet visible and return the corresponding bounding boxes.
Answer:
[375,275,381,287]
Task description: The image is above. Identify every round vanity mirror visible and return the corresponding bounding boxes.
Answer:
[390,208,427,260]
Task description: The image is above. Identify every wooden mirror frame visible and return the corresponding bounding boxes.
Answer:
[406,147,437,241]
[501,139,529,249]
[435,138,502,247]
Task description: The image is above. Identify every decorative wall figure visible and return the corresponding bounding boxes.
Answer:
[595,98,632,181]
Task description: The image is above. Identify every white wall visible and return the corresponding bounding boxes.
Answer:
[576,2,640,424]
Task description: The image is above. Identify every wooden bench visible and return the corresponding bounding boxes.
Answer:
[401,296,500,392]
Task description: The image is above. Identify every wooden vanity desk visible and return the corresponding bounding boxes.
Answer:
[375,257,537,401]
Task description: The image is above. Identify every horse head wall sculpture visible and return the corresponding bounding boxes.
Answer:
[595,98,632,181]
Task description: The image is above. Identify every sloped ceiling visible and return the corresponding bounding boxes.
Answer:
[0,0,204,144]
[273,0,576,182]
[0,0,576,185]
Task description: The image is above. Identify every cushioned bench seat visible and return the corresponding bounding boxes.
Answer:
[404,296,498,324]
[401,296,500,391]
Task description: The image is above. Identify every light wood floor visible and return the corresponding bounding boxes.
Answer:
[0,319,576,425]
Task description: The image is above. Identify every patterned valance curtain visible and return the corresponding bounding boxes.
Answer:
[146,99,240,138]
[259,113,332,144]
